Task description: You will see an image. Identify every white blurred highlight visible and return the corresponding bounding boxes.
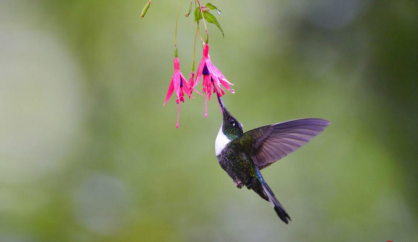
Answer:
[0,22,85,183]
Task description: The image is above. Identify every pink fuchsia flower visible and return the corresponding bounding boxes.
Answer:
[164,57,193,128]
[194,43,234,117]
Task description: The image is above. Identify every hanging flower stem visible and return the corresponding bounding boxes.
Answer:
[174,0,183,57]
[191,24,199,72]
[194,0,205,44]
[197,22,205,44]
[196,0,209,43]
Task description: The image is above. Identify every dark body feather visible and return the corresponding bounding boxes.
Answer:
[217,143,269,201]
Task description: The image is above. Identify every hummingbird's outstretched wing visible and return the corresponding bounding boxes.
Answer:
[237,118,330,170]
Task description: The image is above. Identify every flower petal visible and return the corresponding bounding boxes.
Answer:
[203,75,211,93]
[163,79,174,106]
[194,59,206,89]
[180,74,192,98]
[173,73,181,97]
[219,78,234,93]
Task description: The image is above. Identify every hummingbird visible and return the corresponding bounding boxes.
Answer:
[215,96,330,224]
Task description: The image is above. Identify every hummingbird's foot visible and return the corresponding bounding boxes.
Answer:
[235,181,243,189]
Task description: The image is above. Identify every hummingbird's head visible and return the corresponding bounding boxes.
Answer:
[218,95,243,140]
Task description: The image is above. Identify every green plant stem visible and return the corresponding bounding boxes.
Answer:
[191,26,199,71]
[174,0,183,56]
[196,0,209,43]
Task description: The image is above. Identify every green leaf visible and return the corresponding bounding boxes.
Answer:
[206,3,221,14]
[203,11,224,37]
[194,7,202,22]
[205,3,217,10]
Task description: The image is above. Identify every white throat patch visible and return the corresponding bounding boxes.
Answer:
[215,125,231,156]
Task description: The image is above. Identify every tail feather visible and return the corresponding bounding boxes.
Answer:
[262,182,291,224]
[255,166,291,223]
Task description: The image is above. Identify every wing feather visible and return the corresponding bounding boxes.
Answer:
[233,118,330,170]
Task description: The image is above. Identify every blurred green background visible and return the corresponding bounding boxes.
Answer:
[1,0,417,241]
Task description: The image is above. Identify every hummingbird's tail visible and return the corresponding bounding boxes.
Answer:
[262,182,291,224]
[255,166,291,223]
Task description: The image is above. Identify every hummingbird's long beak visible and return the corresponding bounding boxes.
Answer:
[217,93,226,113]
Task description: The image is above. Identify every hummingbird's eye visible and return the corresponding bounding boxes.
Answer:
[229,119,236,126]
